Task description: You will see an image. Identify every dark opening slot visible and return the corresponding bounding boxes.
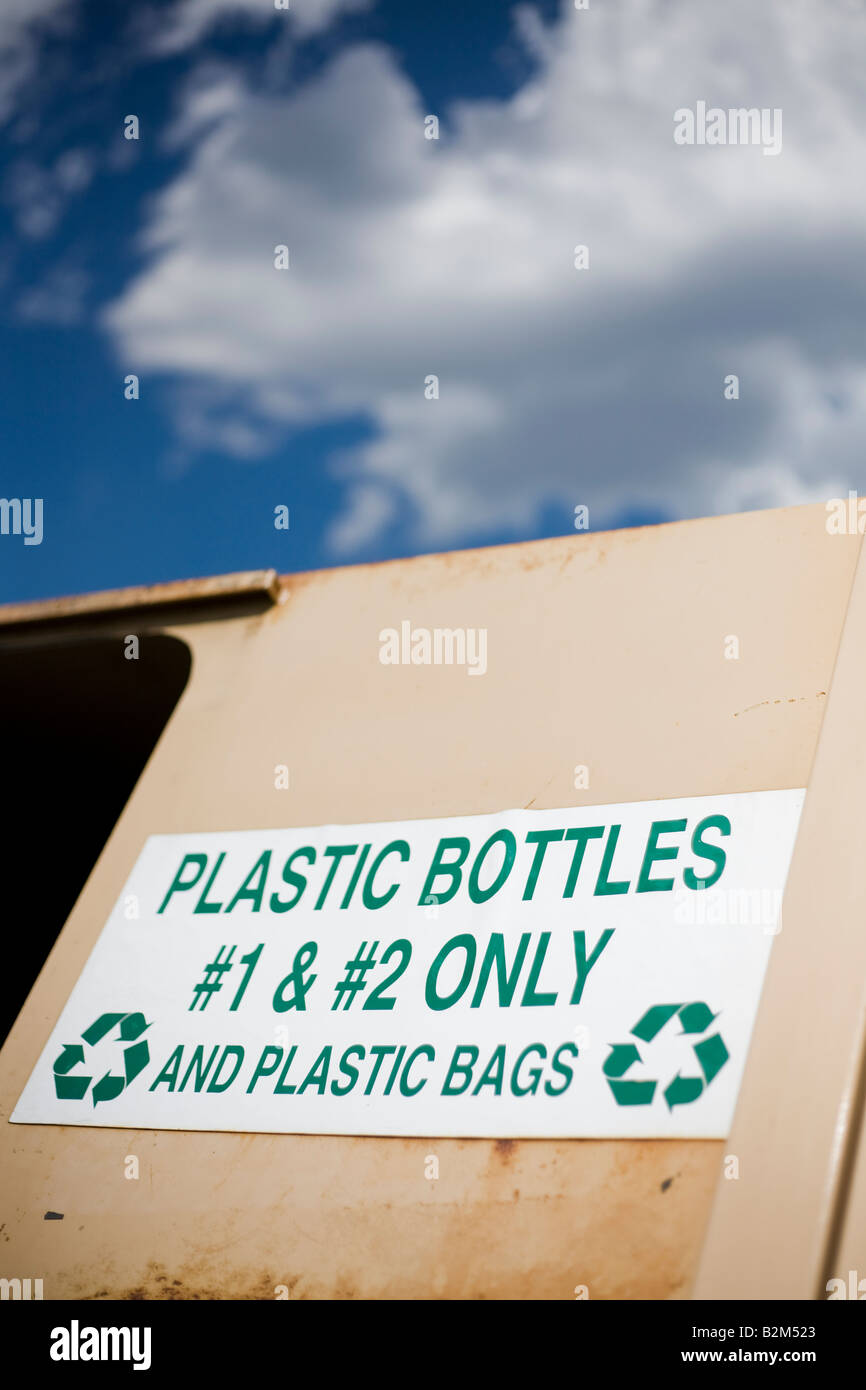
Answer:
[0,632,191,1048]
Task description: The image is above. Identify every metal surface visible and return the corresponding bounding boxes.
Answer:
[0,569,281,631]
[694,525,866,1300]
[0,504,859,1299]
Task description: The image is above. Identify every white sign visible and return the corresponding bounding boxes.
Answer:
[12,790,804,1138]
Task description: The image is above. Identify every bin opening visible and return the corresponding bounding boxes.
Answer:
[0,632,191,1047]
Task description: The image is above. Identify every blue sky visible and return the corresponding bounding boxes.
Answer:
[1,0,864,603]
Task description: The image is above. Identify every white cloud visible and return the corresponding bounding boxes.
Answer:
[149,0,371,56]
[105,0,866,552]
[4,147,94,239]
[54,146,94,192]
[162,64,249,147]
[0,0,71,125]
[166,379,284,459]
[17,266,89,325]
[328,483,397,555]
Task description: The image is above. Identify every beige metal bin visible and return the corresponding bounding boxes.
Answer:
[2,501,864,1299]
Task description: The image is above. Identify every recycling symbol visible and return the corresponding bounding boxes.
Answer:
[53,1012,151,1105]
[604,1002,729,1109]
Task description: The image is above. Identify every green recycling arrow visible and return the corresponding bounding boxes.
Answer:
[602,1043,657,1105]
[53,1012,151,1105]
[605,1001,729,1111]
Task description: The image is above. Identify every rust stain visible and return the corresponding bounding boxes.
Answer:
[86,1261,290,1302]
[44,1145,717,1301]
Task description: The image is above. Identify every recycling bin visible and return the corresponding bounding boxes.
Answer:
[2,502,865,1300]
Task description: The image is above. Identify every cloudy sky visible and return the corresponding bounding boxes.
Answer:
[1,0,865,602]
